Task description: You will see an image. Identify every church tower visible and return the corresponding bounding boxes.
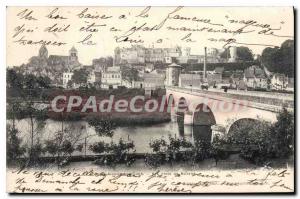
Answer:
[69,46,78,62]
[39,44,48,59]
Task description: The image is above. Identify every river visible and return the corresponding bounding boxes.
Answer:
[9,118,212,154]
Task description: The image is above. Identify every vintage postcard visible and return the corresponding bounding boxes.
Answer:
[6,6,294,193]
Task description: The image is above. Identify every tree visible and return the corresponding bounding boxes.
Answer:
[23,74,38,89]
[26,106,46,165]
[121,66,139,82]
[61,140,75,157]
[7,101,24,127]
[106,56,113,67]
[44,122,86,166]
[7,125,25,163]
[87,116,116,137]
[44,140,58,158]
[6,69,54,166]
[236,46,254,61]
[226,109,294,164]
[271,108,294,157]
[7,90,46,166]
[261,39,294,77]
[72,69,88,86]
[89,139,135,166]
[36,76,51,89]
[220,46,254,62]
[6,69,23,89]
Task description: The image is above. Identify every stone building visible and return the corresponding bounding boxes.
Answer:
[179,73,202,88]
[144,71,165,90]
[47,46,81,70]
[62,71,73,88]
[114,45,182,64]
[25,45,82,85]
[101,66,122,89]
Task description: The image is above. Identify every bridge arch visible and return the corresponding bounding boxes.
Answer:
[191,104,216,143]
[226,118,262,135]
[193,104,216,126]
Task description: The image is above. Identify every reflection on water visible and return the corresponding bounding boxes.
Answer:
[9,117,212,153]
[176,117,212,144]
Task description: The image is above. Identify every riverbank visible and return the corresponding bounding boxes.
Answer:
[47,111,171,126]
[8,87,171,126]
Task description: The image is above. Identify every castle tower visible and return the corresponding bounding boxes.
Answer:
[39,44,48,59]
[228,46,237,62]
[69,46,78,62]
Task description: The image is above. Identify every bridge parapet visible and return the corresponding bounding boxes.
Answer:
[166,86,294,112]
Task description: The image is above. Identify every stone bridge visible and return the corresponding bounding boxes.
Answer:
[166,86,294,142]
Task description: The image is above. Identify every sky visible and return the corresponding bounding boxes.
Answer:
[6,6,294,66]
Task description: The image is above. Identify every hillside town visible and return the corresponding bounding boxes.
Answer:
[11,43,294,93]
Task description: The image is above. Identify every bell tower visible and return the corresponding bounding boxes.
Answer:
[69,46,78,62]
[39,44,48,59]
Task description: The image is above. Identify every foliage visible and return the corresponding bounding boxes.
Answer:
[271,108,294,157]
[87,116,116,137]
[44,140,58,157]
[61,140,75,156]
[121,66,140,82]
[149,138,167,153]
[226,109,294,165]
[72,68,88,85]
[146,135,212,167]
[6,69,23,89]
[7,125,25,163]
[44,126,83,166]
[76,144,84,152]
[192,140,212,162]
[261,39,294,77]
[89,141,107,154]
[236,46,254,61]
[7,69,52,102]
[220,46,254,61]
[90,139,135,166]
[28,141,45,164]
[7,69,51,90]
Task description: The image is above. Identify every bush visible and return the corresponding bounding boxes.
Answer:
[226,108,294,165]
[7,125,25,164]
[147,135,212,167]
[87,116,116,137]
[90,139,135,166]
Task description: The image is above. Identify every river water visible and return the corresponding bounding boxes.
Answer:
[9,118,212,154]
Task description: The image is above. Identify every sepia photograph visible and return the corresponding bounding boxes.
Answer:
[5,6,295,193]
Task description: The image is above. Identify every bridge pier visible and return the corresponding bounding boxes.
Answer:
[183,111,193,125]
